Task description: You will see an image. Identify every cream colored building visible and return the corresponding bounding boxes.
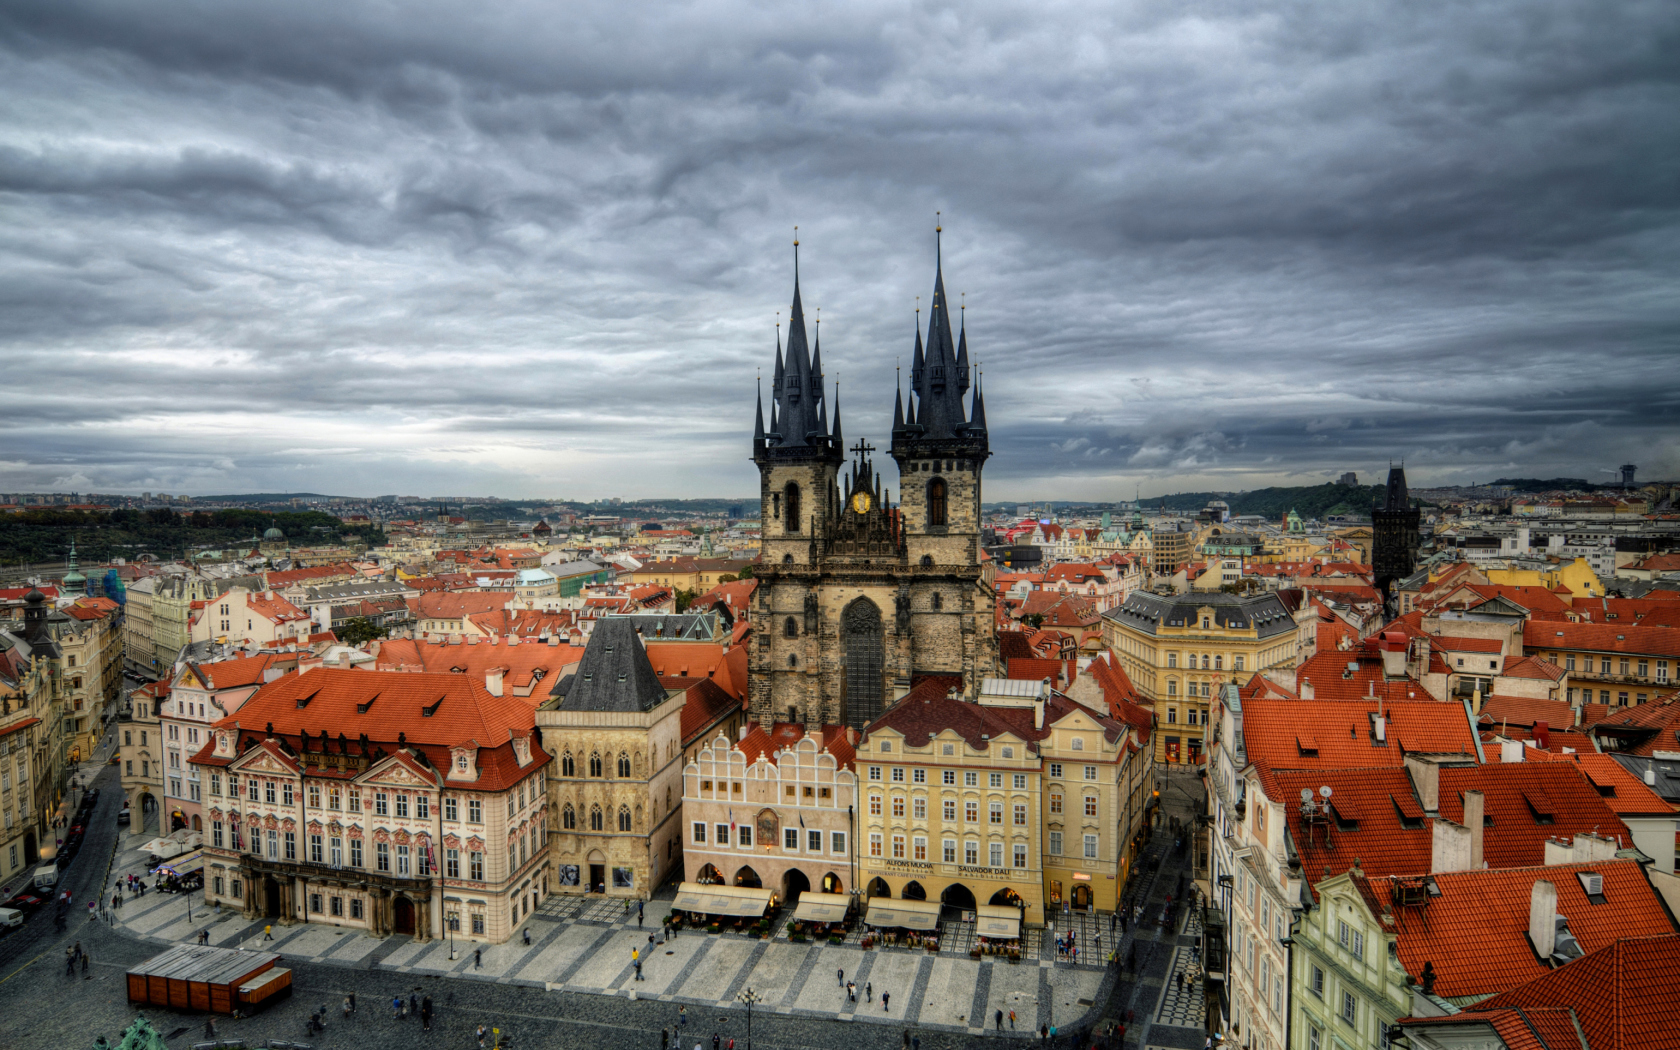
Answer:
[193,668,549,945]
[538,619,742,899]
[56,599,123,764]
[682,723,858,900]
[1103,591,1298,764]
[855,682,1046,925]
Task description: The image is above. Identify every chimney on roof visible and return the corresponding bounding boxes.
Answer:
[485,668,504,697]
[1300,678,1314,700]
[1405,755,1440,812]
[1464,790,1484,870]
[1500,739,1524,763]
[1646,767,1657,787]
[1431,817,1472,874]
[1528,880,1558,958]
[1534,721,1549,749]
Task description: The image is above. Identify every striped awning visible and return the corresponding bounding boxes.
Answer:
[975,904,1021,940]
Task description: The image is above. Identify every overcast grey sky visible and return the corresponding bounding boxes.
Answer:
[2,0,1676,502]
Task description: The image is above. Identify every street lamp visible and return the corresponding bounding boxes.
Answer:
[737,987,763,1050]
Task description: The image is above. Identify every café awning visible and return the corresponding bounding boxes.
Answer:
[791,892,851,923]
[157,849,204,877]
[975,904,1021,940]
[672,882,772,918]
[864,896,941,931]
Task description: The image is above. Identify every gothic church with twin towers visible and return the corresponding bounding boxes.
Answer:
[750,234,1001,731]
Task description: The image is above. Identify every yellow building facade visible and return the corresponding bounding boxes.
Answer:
[1103,591,1297,764]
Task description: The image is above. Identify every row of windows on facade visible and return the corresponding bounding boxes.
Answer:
[868,794,1098,821]
[773,477,954,530]
[207,875,499,937]
[694,780,836,801]
[559,752,636,778]
[1556,653,1670,679]
[867,836,1043,867]
[559,803,636,832]
[694,822,845,854]
[1166,681,1216,699]
[869,765,1098,784]
[203,774,539,821]
[208,820,542,879]
[1166,653,1248,671]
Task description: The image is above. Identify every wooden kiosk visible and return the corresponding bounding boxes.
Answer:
[125,944,291,1014]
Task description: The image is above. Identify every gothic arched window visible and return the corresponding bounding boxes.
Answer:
[931,593,943,611]
[590,805,603,831]
[783,554,795,566]
[561,751,575,777]
[788,653,799,668]
[785,483,802,532]
[588,752,603,778]
[920,555,934,567]
[784,617,798,638]
[618,806,632,832]
[561,804,576,830]
[927,478,947,527]
[617,752,631,778]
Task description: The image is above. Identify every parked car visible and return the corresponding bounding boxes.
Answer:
[0,907,23,930]
[8,893,44,910]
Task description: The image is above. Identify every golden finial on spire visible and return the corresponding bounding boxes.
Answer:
[915,295,920,315]
[936,210,942,234]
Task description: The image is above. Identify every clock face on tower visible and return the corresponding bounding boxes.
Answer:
[850,491,873,514]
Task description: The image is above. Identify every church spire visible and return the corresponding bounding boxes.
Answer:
[753,374,765,443]
[955,293,971,396]
[830,377,842,447]
[970,369,988,433]
[892,365,906,434]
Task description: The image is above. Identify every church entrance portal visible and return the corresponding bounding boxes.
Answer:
[262,877,281,919]
[842,598,884,730]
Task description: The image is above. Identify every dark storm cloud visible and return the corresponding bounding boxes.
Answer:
[1,0,1676,500]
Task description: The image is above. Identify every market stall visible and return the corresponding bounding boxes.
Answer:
[126,944,289,1014]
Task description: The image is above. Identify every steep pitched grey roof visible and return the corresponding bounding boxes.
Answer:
[547,618,669,713]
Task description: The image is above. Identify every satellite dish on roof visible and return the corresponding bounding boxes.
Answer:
[1320,786,1333,799]
[1301,788,1314,803]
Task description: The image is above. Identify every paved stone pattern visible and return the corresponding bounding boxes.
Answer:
[1153,947,1206,1027]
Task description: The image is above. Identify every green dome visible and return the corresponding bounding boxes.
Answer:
[263,526,285,540]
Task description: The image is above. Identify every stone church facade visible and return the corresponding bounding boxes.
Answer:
[749,236,1000,731]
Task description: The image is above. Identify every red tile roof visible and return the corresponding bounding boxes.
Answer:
[865,678,1045,752]
[679,678,743,746]
[1563,753,1677,817]
[1358,862,1675,1000]
[194,667,546,791]
[375,636,583,699]
[411,590,513,623]
[1465,933,1680,1050]
[1478,694,1575,729]
[1242,698,1479,797]
[735,721,858,771]
[1295,651,1441,703]
[180,653,287,691]
[1431,635,1505,654]
[1524,621,1680,659]
[1499,655,1567,682]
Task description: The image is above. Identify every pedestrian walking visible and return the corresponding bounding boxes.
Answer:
[1041,1025,1050,1046]
[635,959,644,981]
[997,1009,1004,1030]
[1176,970,1185,993]
[410,991,419,1018]
[838,967,845,987]
[203,1019,216,1040]
[82,951,91,978]
[847,981,855,1002]
[679,1005,688,1026]
[523,927,531,946]
[913,1037,921,1050]
[711,1032,720,1050]
[475,947,482,968]
[639,902,645,927]
[343,996,354,1018]
[882,992,890,1012]
[422,994,433,1030]
[866,981,872,1003]
[263,923,273,940]
[477,1024,488,1049]
[661,1027,669,1049]
[1010,1009,1017,1029]
[392,996,403,1020]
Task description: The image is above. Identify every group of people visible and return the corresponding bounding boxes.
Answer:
[390,991,435,1029]
[64,941,90,979]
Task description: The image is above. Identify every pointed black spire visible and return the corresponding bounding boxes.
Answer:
[970,370,988,434]
[955,295,971,396]
[830,379,842,447]
[813,313,827,437]
[919,218,963,439]
[891,366,906,434]
[753,375,765,443]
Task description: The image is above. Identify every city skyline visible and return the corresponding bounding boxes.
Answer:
[2,0,1675,501]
